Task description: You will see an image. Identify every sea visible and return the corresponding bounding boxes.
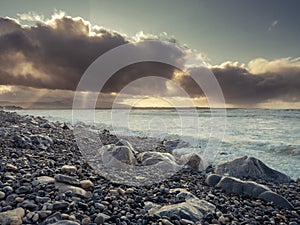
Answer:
[13,109,300,179]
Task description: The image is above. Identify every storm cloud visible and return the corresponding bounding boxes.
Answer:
[0,13,299,108]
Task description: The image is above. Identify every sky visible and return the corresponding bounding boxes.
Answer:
[0,0,299,108]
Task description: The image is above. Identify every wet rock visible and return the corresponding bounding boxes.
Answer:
[94,213,110,224]
[50,220,80,225]
[0,207,25,225]
[215,156,291,183]
[0,191,6,200]
[205,174,222,187]
[15,186,32,194]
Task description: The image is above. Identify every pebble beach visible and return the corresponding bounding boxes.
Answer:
[0,110,299,225]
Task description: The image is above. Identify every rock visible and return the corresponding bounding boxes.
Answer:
[149,190,215,222]
[160,218,174,225]
[0,208,25,225]
[61,165,77,174]
[82,217,91,225]
[80,180,94,189]
[56,183,90,198]
[102,144,137,166]
[258,191,294,209]
[50,220,80,225]
[117,187,126,196]
[37,210,52,219]
[53,201,70,210]
[36,176,55,184]
[180,218,195,225]
[115,139,138,155]
[179,153,209,171]
[206,174,295,209]
[205,174,222,187]
[138,152,176,166]
[54,174,80,186]
[215,156,291,183]
[0,191,6,200]
[15,186,32,194]
[30,134,53,149]
[94,213,110,224]
[5,163,18,172]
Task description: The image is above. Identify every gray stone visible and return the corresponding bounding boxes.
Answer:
[54,174,80,186]
[15,186,32,194]
[179,152,209,171]
[0,191,5,200]
[215,156,291,183]
[205,174,295,209]
[149,190,215,222]
[102,144,137,166]
[50,220,80,225]
[0,208,25,225]
[138,152,176,166]
[258,191,294,209]
[205,174,222,187]
[94,213,110,224]
[53,201,70,210]
[61,165,77,174]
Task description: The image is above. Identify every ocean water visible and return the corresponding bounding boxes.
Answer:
[14,109,300,179]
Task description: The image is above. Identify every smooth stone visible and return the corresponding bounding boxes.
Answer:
[0,207,25,225]
[179,153,209,171]
[38,210,52,219]
[180,218,195,225]
[115,139,138,155]
[102,145,137,166]
[54,174,80,186]
[205,174,222,187]
[215,156,291,183]
[258,191,295,209]
[149,192,215,222]
[80,180,94,189]
[5,164,18,172]
[61,165,77,174]
[94,213,110,224]
[50,220,80,225]
[160,218,174,225]
[0,191,5,200]
[53,201,70,210]
[138,152,176,166]
[16,186,32,194]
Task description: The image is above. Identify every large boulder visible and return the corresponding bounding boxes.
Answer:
[205,174,294,209]
[148,189,215,222]
[102,144,137,166]
[215,156,291,183]
[179,152,209,171]
[138,152,176,166]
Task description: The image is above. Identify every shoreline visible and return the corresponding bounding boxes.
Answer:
[0,110,299,224]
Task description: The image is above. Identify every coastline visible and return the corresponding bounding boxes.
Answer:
[0,110,299,224]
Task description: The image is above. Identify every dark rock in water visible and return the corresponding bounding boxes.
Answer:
[215,156,291,183]
[148,189,215,222]
[0,207,25,225]
[206,174,295,209]
[258,191,295,209]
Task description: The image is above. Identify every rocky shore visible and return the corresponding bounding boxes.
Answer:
[0,110,299,225]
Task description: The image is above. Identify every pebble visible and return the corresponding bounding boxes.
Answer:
[53,201,70,210]
[0,191,5,200]
[80,180,94,189]
[61,165,77,174]
[5,163,18,172]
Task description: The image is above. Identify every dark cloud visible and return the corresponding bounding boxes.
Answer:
[178,59,300,106]
[0,13,299,108]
